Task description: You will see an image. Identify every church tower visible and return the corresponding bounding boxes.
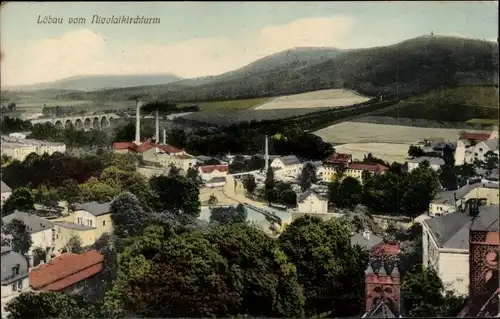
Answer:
[362,243,403,318]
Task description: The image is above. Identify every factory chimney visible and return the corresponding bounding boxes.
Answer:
[134,100,143,145]
[264,135,269,171]
[155,109,160,143]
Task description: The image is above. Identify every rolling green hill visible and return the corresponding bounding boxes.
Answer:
[4,36,498,104]
[377,85,499,122]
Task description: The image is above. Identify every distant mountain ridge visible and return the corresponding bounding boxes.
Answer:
[4,74,183,92]
[4,35,498,102]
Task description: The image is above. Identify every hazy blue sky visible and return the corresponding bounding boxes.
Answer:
[1,1,497,86]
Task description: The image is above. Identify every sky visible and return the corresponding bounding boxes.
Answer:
[1,1,498,86]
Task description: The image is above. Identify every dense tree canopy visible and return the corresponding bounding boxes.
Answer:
[5,291,96,319]
[2,187,35,215]
[278,215,368,317]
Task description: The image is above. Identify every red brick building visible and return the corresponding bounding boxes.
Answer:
[457,210,499,317]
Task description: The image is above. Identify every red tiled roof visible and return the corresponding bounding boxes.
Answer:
[199,164,229,174]
[42,263,103,291]
[156,143,182,154]
[348,162,389,173]
[371,243,400,256]
[325,153,352,164]
[112,140,182,154]
[29,250,104,291]
[459,132,491,141]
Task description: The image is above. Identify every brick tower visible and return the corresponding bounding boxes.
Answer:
[363,243,402,318]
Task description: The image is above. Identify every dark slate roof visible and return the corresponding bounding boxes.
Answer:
[1,246,29,284]
[278,155,301,166]
[1,180,11,194]
[297,189,327,203]
[470,205,499,232]
[206,176,226,184]
[351,231,384,250]
[363,300,399,318]
[486,169,499,181]
[74,201,112,216]
[2,211,53,234]
[423,212,471,249]
[482,138,499,151]
[407,156,445,166]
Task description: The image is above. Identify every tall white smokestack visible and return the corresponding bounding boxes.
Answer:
[265,135,269,171]
[134,100,143,145]
[155,109,160,143]
[163,128,166,144]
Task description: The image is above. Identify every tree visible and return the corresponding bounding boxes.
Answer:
[264,167,275,191]
[66,235,84,254]
[408,145,425,158]
[103,223,304,318]
[399,165,440,218]
[278,215,368,317]
[402,266,466,317]
[58,179,82,202]
[242,174,257,194]
[110,192,149,238]
[298,163,318,192]
[150,174,201,218]
[209,205,247,225]
[186,166,202,185]
[280,189,297,207]
[438,166,458,190]
[484,150,499,170]
[3,219,33,256]
[2,187,35,215]
[333,177,363,208]
[5,291,96,319]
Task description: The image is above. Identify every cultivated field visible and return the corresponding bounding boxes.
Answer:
[315,122,471,144]
[254,89,370,110]
[333,143,412,164]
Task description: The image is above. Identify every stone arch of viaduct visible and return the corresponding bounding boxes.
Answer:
[31,113,119,131]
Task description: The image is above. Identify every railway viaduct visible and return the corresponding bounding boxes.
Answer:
[30,113,119,131]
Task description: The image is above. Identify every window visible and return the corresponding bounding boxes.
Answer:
[12,283,16,292]
[18,281,22,290]
[103,221,106,226]
[479,148,483,152]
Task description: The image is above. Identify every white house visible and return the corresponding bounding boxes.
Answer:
[407,156,445,172]
[296,189,328,214]
[1,246,31,316]
[270,155,303,181]
[1,181,12,206]
[72,201,113,240]
[1,211,55,267]
[8,132,30,140]
[454,130,497,166]
[421,205,498,296]
[470,139,499,163]
[199,164,229,182]
[205,176,226,188]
